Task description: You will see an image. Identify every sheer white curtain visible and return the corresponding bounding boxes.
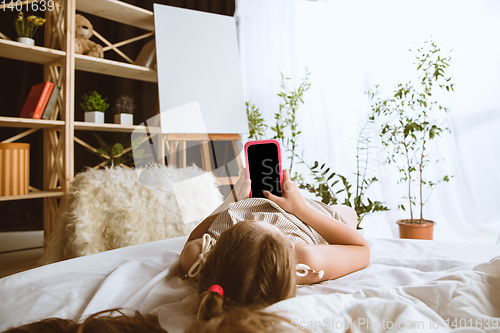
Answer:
[236,0,500,241]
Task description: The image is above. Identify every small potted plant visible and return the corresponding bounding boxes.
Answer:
[367,40,454,240]
[81,91,109,123]
[15,11,46,46]
[113,95,135,125]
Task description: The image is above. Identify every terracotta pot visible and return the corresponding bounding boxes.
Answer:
[397,219,435,240]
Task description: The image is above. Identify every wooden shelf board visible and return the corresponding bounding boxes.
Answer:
[74,121,161,133]
[75,54,157,82]
[0,39,65,65]
[0,190,65,202]
[165,133,242,141]
[0,116,64,129]
[76,0,154,31]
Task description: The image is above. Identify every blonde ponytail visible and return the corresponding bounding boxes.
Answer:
[197,290,225,321]
[187,308,303,333]
[195,221,296,322]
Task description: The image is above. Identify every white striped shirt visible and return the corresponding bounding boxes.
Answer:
[207,198,347,247]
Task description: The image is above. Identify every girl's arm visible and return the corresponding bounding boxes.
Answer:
[264,170,370,283]
[292,201,370,283]
[180,170,251,274]
[294,241,370,284]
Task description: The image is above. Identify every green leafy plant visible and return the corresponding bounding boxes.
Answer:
[246,102,267,140]
[295,114,389,228]
[90,133,150,168]
[80,91,109,113]
[272,71,311,174]
[114,95,136,114]
[15,11,46,38]
[367,40,454,223]
[248,71,388,227]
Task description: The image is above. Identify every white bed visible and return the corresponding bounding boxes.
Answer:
[0,237,499,332]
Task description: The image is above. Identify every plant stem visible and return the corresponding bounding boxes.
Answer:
[419,117,427,222]
[403,140,414,222]
[359,119,371,200]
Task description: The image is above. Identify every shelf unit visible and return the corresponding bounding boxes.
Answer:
[0,0,242,240]
[0,0,162,238]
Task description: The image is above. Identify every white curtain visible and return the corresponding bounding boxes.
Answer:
[236,0,500,242]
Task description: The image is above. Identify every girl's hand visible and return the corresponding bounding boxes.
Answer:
[263,169,309,217]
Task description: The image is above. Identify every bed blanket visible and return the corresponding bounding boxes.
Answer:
[0,238,498,332]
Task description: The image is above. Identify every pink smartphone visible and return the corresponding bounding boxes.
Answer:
[244,139,283,198]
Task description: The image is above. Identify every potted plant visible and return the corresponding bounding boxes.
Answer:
[81,91,109,123]
[113,95,135,125]
[367,40,454,240]
[15,11,46,46]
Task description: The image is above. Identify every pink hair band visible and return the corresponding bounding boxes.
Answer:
[208,284,224,297]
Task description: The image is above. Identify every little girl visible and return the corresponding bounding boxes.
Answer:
[180,168,370,321]
[7,169,369,333]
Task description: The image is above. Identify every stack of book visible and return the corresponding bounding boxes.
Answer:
[20,81,61,120]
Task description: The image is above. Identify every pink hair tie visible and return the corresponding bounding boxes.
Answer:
[208,284,224,297]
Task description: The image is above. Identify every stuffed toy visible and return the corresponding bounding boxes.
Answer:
[74,14,104,58]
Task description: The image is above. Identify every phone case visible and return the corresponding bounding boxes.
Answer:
[244,139,283,198]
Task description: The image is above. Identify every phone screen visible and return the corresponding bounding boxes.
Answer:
[247,143,281,198]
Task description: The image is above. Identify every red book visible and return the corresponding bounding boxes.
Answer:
[20,82,55,119]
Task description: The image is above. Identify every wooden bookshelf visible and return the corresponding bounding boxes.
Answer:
[75,54,157,82]
[0,0,242,242]
[0,39,65,65]
[74,121,161,133]
[0,191,65,202]
[76,0,154,31]
[0,116,64,129]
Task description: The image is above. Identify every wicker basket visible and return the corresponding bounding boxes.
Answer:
[0,143,30,196]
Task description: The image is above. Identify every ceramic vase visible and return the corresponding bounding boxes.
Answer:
[17,37,35,46]
[114,113,133,126]
[84,111,105,123]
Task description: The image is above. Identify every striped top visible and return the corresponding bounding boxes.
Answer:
[206,198,347,247]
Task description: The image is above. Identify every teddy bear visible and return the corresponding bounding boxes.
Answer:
[74,14,104,58]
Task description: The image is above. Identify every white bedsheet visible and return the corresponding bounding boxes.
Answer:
[0,237,498,332]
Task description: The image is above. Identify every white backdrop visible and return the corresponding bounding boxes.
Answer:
[236,0,500,241]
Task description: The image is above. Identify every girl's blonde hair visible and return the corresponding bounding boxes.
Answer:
[196,221,296,321]
[185,308,298,333]
[5,309,165,333]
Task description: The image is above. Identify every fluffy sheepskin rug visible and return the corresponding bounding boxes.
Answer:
[41,165,223,265]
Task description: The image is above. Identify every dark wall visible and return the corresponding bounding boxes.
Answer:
[0,0,235,231]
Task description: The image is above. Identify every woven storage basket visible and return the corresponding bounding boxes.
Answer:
[0,143,30,196]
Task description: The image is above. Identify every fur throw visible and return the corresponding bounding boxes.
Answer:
[41,165,223,265]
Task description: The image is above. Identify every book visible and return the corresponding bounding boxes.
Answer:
[20,81,55,119]
[41,86,61,120]
[134,39,156,68]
